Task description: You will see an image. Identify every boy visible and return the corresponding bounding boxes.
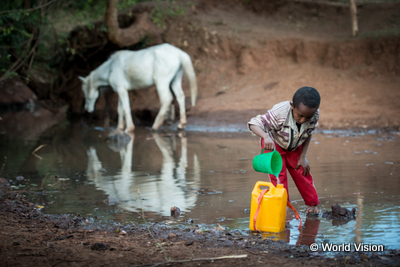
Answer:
[248,86,320,214]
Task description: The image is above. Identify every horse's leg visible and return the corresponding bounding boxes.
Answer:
[152,82,173,130]
[170,104,175,121]
[117,90,135,133]
[165,103,175,124]
[117,97,125,130]
[170,69,187,130]
[103,89,113,131]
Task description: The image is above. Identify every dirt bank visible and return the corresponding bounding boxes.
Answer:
[59,0,399,131]
[1,194,399,266]
[1,1,399,131]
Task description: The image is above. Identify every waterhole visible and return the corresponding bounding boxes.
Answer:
[0,119,399,249]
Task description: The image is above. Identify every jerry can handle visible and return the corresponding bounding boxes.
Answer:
[254,181,276,195]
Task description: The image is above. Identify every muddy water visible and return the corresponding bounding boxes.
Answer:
[0,120,399,249]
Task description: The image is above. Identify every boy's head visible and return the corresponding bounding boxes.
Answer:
[290,87,320,125]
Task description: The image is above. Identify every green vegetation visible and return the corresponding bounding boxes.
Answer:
[0,0,142,82]
[0,0,48,81]
[150,0,185,28]
[0,0,186,85]
[49,0,140,35]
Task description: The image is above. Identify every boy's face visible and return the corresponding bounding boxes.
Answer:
[290,102,317,125]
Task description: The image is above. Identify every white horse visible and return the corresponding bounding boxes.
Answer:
[79,44,198,132]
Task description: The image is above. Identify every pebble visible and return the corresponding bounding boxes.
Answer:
[91,243,108,251]
[0,178,10,187]
[103,196,120,205]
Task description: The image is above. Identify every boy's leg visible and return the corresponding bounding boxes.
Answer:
[266,143,293,220]
[286,145,319,208]
[260,140,295,220]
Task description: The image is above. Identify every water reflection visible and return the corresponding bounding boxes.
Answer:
[355,194,364,244]
[85,132,200,216]
[0,107,67,140]
[0,119,399,249]
[261,217,320,246]
[85,135,134,206]
[296,218,320,246]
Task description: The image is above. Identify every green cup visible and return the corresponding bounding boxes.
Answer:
[252,149,283,177]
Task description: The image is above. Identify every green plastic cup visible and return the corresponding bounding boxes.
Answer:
[252,149,283,177]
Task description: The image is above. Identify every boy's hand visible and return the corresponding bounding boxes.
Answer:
[263,136,275,150]
[296,156,310,176]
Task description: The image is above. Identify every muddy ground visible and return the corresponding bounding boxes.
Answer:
[1,0,400,266]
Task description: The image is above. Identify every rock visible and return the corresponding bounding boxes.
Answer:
[103,196,120,205]
[170,206,181,217]
[361,254,369,261]
[91,243,108,251]
[213,224,225,231]
[106,128,131,149]
[0,77,37,105]
[16,175,24,182]
[168,233,176,239]
[322,204,356,220]
[185,240,194,246]
[0,178,10,187]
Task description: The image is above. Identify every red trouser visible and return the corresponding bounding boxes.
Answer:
[261,139,319,206]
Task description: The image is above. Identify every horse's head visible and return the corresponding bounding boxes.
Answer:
[79,75,99,113]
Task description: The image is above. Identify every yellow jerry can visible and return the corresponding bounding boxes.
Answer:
[249,181,288,233]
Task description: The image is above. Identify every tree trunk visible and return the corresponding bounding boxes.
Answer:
[349,0,358,37]
[105,0,164,47]
[105,0,121,44]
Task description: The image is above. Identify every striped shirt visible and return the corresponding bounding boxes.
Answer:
[248,101,319,151]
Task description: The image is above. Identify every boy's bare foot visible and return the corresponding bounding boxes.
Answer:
[306,206,320,216]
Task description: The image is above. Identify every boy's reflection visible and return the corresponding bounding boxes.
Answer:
[296,217,320,246]
[261,217,320,246]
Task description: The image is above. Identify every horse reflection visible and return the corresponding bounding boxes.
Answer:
[86,134,134,204]
[85,133,200,216]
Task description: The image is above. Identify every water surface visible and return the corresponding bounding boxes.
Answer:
[0,120,399,249]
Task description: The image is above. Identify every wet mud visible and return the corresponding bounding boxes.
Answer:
[1,193,399,266]
[322,204,357,227]
[322,204,357,220]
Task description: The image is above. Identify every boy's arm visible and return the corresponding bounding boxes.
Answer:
[248,103,288,150]
[296,134,312,176]
[249,125,275,150]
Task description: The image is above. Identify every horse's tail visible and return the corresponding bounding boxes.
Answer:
[180,52,198,106]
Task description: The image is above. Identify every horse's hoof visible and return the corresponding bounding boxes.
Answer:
[125,127,135,133]
[151,125,160,131]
